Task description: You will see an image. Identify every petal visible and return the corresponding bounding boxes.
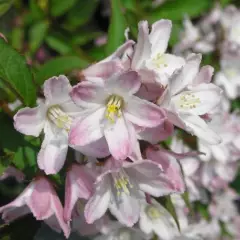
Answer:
[44,75,71,105]
[132,21,151,69]
[183,114,222,145]
[84,177,111,224]
[69,107,105,146]
[138,120,174,144]
[28,178,52,220]
[70,81,105,108]
[125,96,166,128]
[149,19,172,54]
[73,137,110,158]
[172,83,222,115]
[14,105,46,137]
[82,60,123,79]
[37,132,68,175]
[169,54,202,96]
[104,116,131,160]
[193,65,214,85]
[106,71,141,95]
[109,193,140,227]
[50,187,71,238]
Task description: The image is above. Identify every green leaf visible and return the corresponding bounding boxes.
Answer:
[0,38,36,106]
[45,35,72,55]
[50,0,77,17]
[0,154,11,175]
[220,0,231,7]
[169,22,182,47]
[106,0,127,55]
[0,0,13,17]
[181,191,194,215]
[35,56,89,85]
[65,0,98,30]
[29,21,49,54]
[158,196,181,231]
[148,0,212,22]
[71,32,102,46]
[11,27,24,51]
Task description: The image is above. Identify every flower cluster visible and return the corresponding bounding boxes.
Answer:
[1,9,240,240]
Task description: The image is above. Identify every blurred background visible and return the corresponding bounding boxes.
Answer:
[0,0,240,239]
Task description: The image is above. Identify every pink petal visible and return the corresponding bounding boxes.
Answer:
[139,120,174,144]
[125,96,166,128]
[28,177,52,220]
[104,116,131,160]
[69,107,105,146]
[132,21,151,69]
[149,19,172,54]
[43,75,71,104]
[82,60,123,80]
[84,177,111,224]
[106,71,141,95]
[193,65,214,85]
[64,164,94,223]
[70,81,105,108]
[37,133,68,175]
[14,105,46,137]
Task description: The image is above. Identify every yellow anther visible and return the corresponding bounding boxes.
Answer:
[105,95,124,123]
[146,206,161,220]
[113,172,133,196]
[152,53,168,69]
[178,92,201,110]
[47,105,72,131]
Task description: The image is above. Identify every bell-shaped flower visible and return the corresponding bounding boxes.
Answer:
[69,71,166,160]
[0,176,70,238]
[158,53,222,144]
[139,199,178,240]
[130,20,185,100]
[14,75,109,174]
[64,163,94,223]
[84,157,180,227]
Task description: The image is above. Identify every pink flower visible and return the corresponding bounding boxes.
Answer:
[14,75,109,174]
[158,54,222,144]
[0,166,25,183]
[0,176,70,238]
[64,164,94,223]
[84,157,179,227]
[69,71,166,160]
[130,20,185,100]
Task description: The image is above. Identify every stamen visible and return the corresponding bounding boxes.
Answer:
[178,92,201,110]
[47,105,72,131]
[152,53,168,69]
[105,95,124,123]
[113,171,133,197]
[146,205,161,220]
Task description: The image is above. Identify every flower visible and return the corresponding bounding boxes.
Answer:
[130,20,185,100]
[0,176,70,238]
[84,157,179,226]
[158,54,222,144]
[69,71,166,160]
[14,75,109,174]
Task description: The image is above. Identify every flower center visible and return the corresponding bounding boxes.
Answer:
[118,229,132,240]
[146,205,161,220]
[225,68,237,79]
[178,92,201,110]
[47,105,72,131]
[113,171,133,196]
[105,95,124,123]
[152,53,168,69]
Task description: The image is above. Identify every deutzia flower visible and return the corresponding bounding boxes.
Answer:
[14,76,109,174]
[158,54,222,144]
[69,71,165,160]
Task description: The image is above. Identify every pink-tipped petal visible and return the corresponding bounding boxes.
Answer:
[14,105,46,137]
[193,65,214,85]
[125,96,166,128]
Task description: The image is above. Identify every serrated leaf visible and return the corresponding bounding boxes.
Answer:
[50,0,77,17]
[148,0,213,22]
[106,0,127,55]
[35,56,89,85]
[29,21,49,54]
[65,0,98,30]
[0,38,36,106]
[0,0,13,17]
